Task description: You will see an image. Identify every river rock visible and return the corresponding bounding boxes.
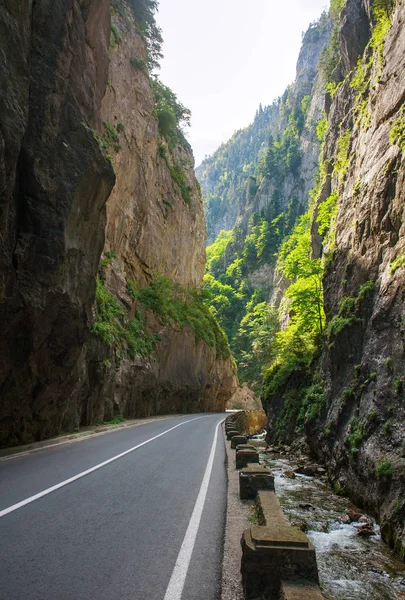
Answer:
[347,509,361,522]
[356,524,376,537]
[299,503,315,511]
[282,470,296,479]
[295,465,318,477]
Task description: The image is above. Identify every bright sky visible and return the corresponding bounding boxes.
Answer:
[156,0,329,166]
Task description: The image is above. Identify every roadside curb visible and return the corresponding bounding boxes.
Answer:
[0,415,181,460]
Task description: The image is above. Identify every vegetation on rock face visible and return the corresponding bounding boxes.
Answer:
[376,458,393,479]
[93,270,230,362]
[158,143,192,206]
[92,276,159,360]
[390,251,405,274]
[112,0,193,204]
[390,104,405,154]
[124,0,163,70]
[127,276,230,359]
[318,0,348,94]
[152,79,191,148]
[333,130,351,181]
[325,281,375,343]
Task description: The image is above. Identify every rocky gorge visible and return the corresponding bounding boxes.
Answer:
[1,0,404,578]
[0,0,237,448]
[198,0,405,564]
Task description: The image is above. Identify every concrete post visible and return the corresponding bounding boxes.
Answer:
[241,525,319,599]
[230,435,247,449]
[239,465,275,500]
[236,449,259,469]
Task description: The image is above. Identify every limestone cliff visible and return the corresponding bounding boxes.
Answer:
[102,6,206,287]
[0,0,236,447]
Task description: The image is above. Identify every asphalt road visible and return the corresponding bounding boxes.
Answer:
[0,414,227,600]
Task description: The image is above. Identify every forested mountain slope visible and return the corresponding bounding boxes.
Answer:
[196,103,279,243]
[197,15,332,245]
[198,15,331,386]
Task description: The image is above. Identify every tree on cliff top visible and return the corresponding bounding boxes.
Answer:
[127,0,163,70]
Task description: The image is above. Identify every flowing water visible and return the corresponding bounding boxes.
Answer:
[255,442,405,600]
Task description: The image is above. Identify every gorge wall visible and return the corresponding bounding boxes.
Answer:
[260,0,405,559]
[261,0,405,559]
[306,0,405,560]
[0,0,236,448]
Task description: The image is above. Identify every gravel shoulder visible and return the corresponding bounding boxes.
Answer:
[221,424,252,600]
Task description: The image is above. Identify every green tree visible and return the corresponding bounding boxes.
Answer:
[126,0,163,70]
[152,79,191,145]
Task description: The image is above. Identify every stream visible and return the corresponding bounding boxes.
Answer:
[251,438,405,599]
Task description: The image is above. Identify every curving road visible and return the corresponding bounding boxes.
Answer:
[0,414,227,600]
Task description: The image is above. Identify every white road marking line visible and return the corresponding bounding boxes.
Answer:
[163,418,224,600]
[0,416,205,518]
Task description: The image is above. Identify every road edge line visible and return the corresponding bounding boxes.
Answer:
[163,417,224,600]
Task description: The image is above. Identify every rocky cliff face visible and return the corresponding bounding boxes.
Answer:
[307,0,405,559]
[241,22,330,237]
[101,6,206,287]
[196,104,280,244]
[0,0,236,447]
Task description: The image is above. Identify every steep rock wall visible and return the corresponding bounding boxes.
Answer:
[0,0,115,446]
[308,0,405,559]
[0,0,236,447]
[101,6,206,287]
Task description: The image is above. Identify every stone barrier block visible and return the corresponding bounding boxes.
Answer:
[256,491,289,527]
[236,449,259,469]
[230,435,247,449]
[239,466,275,500]
[235,444,256,452]
[241,525,319,599]
[281,581,325,599]
[226,429,239,441]
[226,426,238,434]
[248,439,267,448]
